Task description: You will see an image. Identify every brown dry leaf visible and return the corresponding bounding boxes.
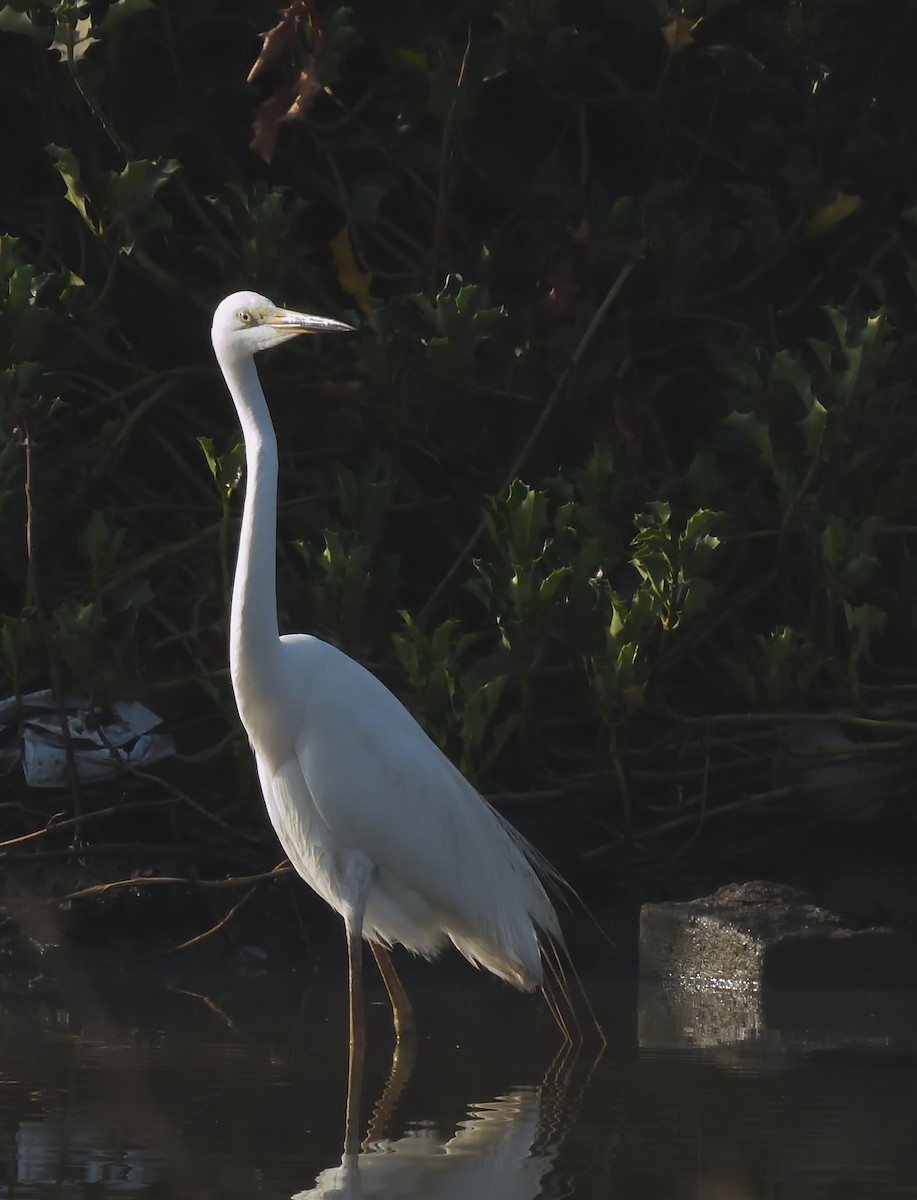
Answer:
[285,57,322,119]
[804,191,863,237]
[247,0,306,85]
[249,87,298,163]
[249,58,323,160]
[247,0,327,161]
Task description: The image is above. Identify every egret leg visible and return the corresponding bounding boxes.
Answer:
[540,985,574,1045]
[343,1024,365,1157]
[345,917,366,1054]
[344,910,367,1155]
[370,942,416,1040]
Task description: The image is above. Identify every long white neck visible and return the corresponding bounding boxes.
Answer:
[217,350,281,686]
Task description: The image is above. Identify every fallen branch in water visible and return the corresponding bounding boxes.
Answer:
[55,862,292,905]
[135,884,260,962]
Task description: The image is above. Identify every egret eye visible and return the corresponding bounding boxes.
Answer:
[238,310,252,324]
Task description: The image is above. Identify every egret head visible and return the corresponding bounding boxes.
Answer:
[211,291,354,360]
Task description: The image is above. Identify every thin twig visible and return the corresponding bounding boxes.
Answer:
[656,700,917,734]
[55,864,293,905]
[0,796,179,850]
[419,244,645,620]
[140,886,259,959]
[428,28,472,285]
[168,986,245,1037]
[2,842,208,862]
[63,19,130,158]
[126,767,270,849]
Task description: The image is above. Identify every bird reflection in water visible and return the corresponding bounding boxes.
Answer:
[294,1037,579,1200]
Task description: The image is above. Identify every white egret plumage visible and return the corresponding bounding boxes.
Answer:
[210,291,567,1048]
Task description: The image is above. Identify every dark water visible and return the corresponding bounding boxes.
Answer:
[0,961,915,1199]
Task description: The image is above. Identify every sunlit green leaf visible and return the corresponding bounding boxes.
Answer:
[46,144,99,234]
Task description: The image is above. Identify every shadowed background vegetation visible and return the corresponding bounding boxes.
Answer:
[2,0,917,952]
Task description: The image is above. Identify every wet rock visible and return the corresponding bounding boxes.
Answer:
[637,976,765,1049]
[639,881,917,988]
[637,976,917,1052]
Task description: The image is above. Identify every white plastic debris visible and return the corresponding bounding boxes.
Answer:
[0,689,176,788]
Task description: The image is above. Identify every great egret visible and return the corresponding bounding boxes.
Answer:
[211,291,565,1048]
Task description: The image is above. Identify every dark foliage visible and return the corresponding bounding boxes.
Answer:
[2,0,917,933]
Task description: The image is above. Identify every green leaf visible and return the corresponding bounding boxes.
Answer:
[46,144,99,234]
[539,566,569,603]
[0,7,45,37]
[797,395,828,453]
[681,508,721,545]
[724,410,775,468]
[843,602,886,640]
[197,438,244,499]
[197,436,218,480]
[105,158,180,230]
[682,577,715,617]
[772,350,815,410]
[79,510,125,583]
[506,482,549,562]
[392,45,428,71]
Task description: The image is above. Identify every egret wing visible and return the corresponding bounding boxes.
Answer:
[285,636,560,983]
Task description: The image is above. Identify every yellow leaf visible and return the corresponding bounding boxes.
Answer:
[662,15,695,52]
[623,684,645,717]
[330,226,373,316]
[805,191,863,237]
